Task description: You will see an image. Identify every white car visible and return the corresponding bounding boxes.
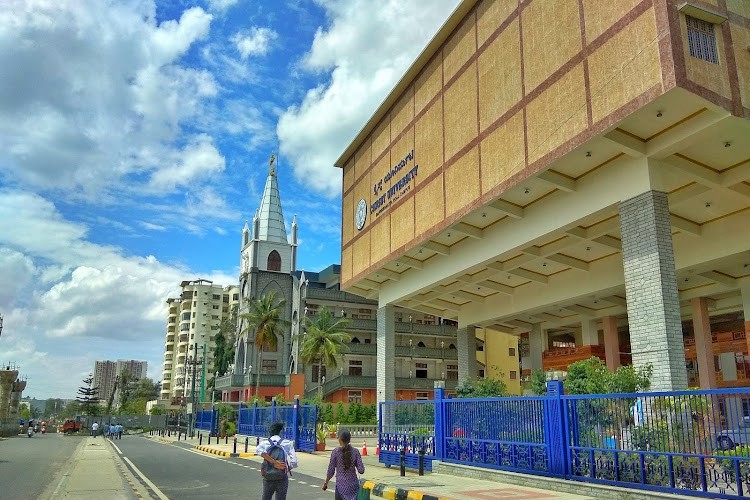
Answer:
[717,415,750,450]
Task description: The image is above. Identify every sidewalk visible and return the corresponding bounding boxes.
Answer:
[41,436,149,500]
[151,432,594,500]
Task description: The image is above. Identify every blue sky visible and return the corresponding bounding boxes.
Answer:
[0,0,461,399]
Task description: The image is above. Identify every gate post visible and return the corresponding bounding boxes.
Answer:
[271,399,277,424]
[237,402,243,435]
[292,397,301,450]
[252,402,258,437]
[434,386,445,461]
[544,380,567,477]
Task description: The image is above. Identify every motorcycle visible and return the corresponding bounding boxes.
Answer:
[27,426,33,438]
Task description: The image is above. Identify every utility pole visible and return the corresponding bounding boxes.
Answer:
[200,344,207,403]
[189,343,198,437]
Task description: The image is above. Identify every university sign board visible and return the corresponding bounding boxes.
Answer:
[355,149,418,231]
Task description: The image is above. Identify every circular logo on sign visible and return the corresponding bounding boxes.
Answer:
[355,199,367,230]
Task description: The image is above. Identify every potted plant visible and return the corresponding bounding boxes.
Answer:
[328,423,338,439]
[316,422,328,451]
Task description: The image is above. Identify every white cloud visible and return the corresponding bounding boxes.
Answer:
[232,27,278,60]
[0,0,218,197]
[148,134,226,190]
[140,222,168,231]
[207,0,240,12]
[278,0,461,197]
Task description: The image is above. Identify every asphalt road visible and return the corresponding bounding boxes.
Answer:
[0,432,81,500]
[114,436,335,499]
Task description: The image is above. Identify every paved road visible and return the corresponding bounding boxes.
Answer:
[0,433,81,500]
[115,436,335,499]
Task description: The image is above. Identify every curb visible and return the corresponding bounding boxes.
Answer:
[362,480,450,500]
[194,445,254,458]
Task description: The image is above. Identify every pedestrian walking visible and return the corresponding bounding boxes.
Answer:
[91,421,99,438]
[322,429,365,500]
[256,421,297,500]
[117,423,123,439]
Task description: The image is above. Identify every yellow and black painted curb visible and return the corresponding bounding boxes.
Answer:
[361,480,450,500]
[194,445,255,458]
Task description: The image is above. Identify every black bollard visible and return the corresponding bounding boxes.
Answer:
[233,437,237,455]
[225,434,228,445]
[400,448,406,477]
[245,436,249,453]
[418,447,425,476]
[208,434,211,445]
[199,433,203,446]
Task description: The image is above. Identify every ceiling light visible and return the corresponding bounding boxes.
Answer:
[482,213,486,218]
[725,142,732,148]
[542,262,547,267]
[524,187,530,194]
[705,202,712,208]
[586,151,592,157]
[656,110,663,118]
[586,246,591,251]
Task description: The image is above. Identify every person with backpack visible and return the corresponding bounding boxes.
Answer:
[322,429,365,500]
[256,421,297,500]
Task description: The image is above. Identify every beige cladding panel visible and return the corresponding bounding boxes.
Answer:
[477,0,518,47]
[342,192,353,246]
[370,212,391,265]
[415,174,445,237]
[444,13,476,83]
[392,127,415,171]
[390,196,415,251]
[583,0,641,43]
[588,8,662,124]
[522,0,582,94]
[681,14,732,99]
[373,151,392,202]
[444,61,478,161]
[415,99,443,185]
[354,139,372,182]
[727,0,750,17]
[480,111,525,195]
[445,146,479,217]
[343,158,354,193]
[372,118,391,163]
[415,55,443,115]
[526,64,587,164]
[733,24,750,109]
[478,19,522,132]
[391,87,414,140]
[341,242,353,284]
[352,231,371,278]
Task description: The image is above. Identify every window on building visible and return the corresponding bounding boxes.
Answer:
[348,390,362,403]
[415,362,428,379]
[182,313,190,321]
[351,337,360,344]
[212,294,219,300]
[267,250,281,271]
[213,305,219,310]
[262,359,277,374]
[686,15,719,64]
[349,360,363,376]
[446,364,458,380]
[415,392,429,400]
[509,347,516,357]
[478,369,485,378]
[477,344,484,352]
[449,344,456,350]
[510,371,517,380]
[364,338,371,344]
[262,343,277,352]
[417,341,426,348]
[233,293,239,301]
[312,364,326,383]
[212,315,219,320]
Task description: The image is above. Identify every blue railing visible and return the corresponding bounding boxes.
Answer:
[237,399,317,452]
[381,384,750,498]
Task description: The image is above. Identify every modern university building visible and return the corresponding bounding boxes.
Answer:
[335,0,750,404]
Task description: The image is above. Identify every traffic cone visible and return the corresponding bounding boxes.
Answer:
[375,443,380,456]
[362,441,368,456]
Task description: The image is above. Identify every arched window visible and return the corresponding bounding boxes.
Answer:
[449,343,456,350]
[417,341,426,348]
[267,250,281,271]
[241,280,248,298]
[351,337,360,344]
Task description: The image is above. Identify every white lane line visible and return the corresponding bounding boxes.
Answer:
[109,440,123,455]
[123,456,170,500]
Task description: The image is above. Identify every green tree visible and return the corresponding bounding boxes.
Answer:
[240,292,290,396]
[60,400,81,418]
[106,376,119,414]
[120,398,147,415]
[118,370,136,409]
[150,406,165,415]
[530,369,548,396]
[298,306,351,396]
[133,378,160,400]
[565,357,651,395]
[213,304,238,378]
[76,374,100,416]
[455,377,509,398]
[20,407,31,421]
[44,398,65,417]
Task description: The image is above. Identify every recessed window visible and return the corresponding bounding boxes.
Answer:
[510,371,517,380]
[261,359,277,374]
[349,360,363,376]
[509,347,516,357]
[686,15,718,64]
[415,392,429,400]
[446,364,458,380]
[348,390,362,403]
[267,250,281,271]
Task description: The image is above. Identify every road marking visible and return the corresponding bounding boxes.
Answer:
[123,456,170,500]
[110,440,123,455]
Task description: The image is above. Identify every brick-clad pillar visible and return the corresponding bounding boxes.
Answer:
[376,305,395,406]
[602,316,620,372]
[529,323,544,372]
[691,297,716,389]
[457,326,477,385]
[619,190,687,391]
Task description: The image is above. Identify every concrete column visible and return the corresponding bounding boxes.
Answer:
[602,316,620,372]
[619,190,687,390]
[0,370,17,419]
[9,380,25,419]
[529,323,544,372]
[580,320,599,346]
[376,305,395,406]
[691,297,716,388]
[457,326,477,385]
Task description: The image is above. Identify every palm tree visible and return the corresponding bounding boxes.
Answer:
[298,307,352,397]
[240,292,289,397]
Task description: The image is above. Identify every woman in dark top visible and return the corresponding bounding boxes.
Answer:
[322,430,365,500]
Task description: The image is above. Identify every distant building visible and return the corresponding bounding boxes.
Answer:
[94,360,147,405]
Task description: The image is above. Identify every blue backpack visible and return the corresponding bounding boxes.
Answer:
[263,443,288,480]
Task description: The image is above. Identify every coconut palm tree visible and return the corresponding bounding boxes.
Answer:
[298,306,352,397]
[240,292,289,397]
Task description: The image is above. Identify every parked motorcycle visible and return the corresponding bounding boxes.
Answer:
[27,426,33,438]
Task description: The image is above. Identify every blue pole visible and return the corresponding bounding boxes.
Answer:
[434,388,445,461]
[544,380,566,477]
[252,402,258,437]
[292,397,301,450]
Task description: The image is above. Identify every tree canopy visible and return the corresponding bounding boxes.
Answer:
[530,357,652,395]
[76,374,100,415]
[455,377,509,398]
[240,292,289,395]
[298,306,351,368]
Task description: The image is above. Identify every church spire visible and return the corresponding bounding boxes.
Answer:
[256,153,288,243]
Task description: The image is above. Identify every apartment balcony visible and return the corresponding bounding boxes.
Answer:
[344,343,458,360]
[303,316,457,338]
[215,373,291,390]
[306,374,458,399]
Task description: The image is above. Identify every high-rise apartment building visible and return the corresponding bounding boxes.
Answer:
[160,281,240,401]
[93,359,147,404]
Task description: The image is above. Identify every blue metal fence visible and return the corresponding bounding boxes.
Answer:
[380,384,750,499]
[236,399,317,452]
[195,408,218,435]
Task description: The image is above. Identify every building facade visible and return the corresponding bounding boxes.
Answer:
[335,0,750,405]
[94,359,147,405]
[160,281,239,401]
